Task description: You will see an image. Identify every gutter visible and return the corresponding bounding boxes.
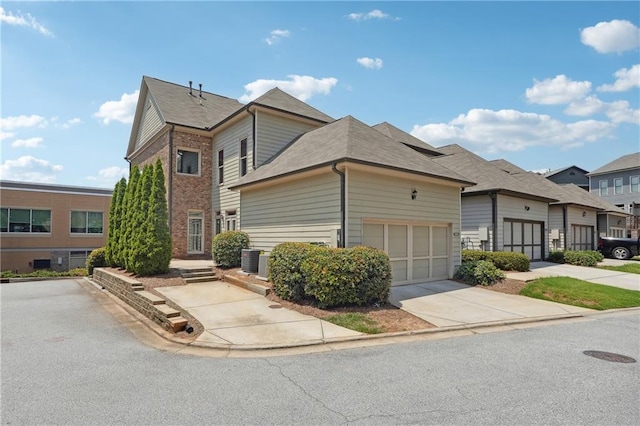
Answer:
[168,124,174,232]
[332,162,346,248]
[246,106,257,170]
[562,205,568,250]
[489,191,498,252]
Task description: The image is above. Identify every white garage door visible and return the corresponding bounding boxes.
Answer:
[503,219,544,260]
[363,222,450,286]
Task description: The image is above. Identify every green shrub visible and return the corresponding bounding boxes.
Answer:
[68,268,88,277]
[547,251,565,264]
[269,243,319,301]
[212,231,250,268]
[302,246,391,308]
[462,250,529,271]
[563,250,604,267]
[455,260,505,286]
[86,247,107,275]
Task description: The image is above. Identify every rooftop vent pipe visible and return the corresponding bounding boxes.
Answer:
[189,81,193,95]
[199,83,203,97]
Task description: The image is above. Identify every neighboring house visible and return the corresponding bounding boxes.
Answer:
[0,180,112,273]
[543,166,590,191]
[126,76,474,285]
[586,152,640,237]
[430,145,558,261]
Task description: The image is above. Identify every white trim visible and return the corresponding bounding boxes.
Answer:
[599,179,608,196]
[239,138,248,177]
[630,175,639,193]
[187,210,204,254]
[217,149,224,185]
[614,177,623,195]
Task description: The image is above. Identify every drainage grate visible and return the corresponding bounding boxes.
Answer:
[583,350,637,363]
[268,304,282,309]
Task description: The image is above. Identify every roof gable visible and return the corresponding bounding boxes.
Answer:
[231,116,473,189]
[587,152,640,176]
[544,165,589,178]
[251,88,334,123]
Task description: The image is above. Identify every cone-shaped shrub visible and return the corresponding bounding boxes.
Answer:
[105,178,126,266]
[127,165,153,272]
[119,166,140,270]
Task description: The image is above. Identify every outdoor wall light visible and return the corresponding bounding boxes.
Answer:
[582,211,586,217]
[524,205,530,211]
[411,189,418,200]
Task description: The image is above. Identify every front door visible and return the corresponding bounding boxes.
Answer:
[188,211,203,254]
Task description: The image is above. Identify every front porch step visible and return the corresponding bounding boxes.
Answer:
[154,304,181,318]
[181,271,216,279]
[137,290,165,305]
[183,276,220,284]
[178,267,212,275]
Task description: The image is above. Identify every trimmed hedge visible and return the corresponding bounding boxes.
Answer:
[86,247,107,275]
[547,251,565,264]
[269,243,391,308]
[454,260,505,286]
[212,231,250,268]
[563,250,604,267]
[462,250,529,271]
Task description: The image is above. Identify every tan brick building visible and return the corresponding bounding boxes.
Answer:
[1,180,112,273]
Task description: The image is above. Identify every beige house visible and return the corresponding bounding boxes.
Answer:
[125,76,474,285]
[1,180,112,273]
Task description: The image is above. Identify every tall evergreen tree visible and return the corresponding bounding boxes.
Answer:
[132,159,172,276]
[105,178,126,266]
[119,166,140,270]
[129,164,154,274]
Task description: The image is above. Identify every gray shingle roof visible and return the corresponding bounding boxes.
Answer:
[587,152,640,176]
[372,122,442,156]
[230,116,474,189]
[543,165,589,178]
[553,183,627,213]
[144,76,243,130]
[489,159,527,174]
[432,145,558,202]
[251,88,334,123]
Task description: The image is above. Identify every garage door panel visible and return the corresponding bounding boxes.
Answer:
[391,260,408,282]
[413,226,430,257]
[363,223,384,250]
[504,219,543,261]
[412,259,430,281]
[388,225,407,258]
[432,258,448,279]
[432,227,448,256]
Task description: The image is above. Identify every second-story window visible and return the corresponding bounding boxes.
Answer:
[599,180,608,196]
[177,149,199,175]
[217,149,224,185]
[614,178,623,195]
[71,211,103,234]
[631,176,639,193]
[1,208,51,233]
[240,139,248,177]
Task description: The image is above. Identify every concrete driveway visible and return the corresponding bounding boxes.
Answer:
[389,280,592,327]
[506,261,640,291]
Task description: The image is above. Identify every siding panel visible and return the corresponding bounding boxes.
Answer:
[256,112,319,166]
[461,195,493,251]
[134,94,163,150]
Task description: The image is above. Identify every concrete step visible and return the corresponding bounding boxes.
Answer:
[223,274,271,297]
[137,290,165,305]
[184,276,220,284]
[155,304,181,318]
[181,271,216,279]
[168,316,188,332]
[178,267,212,274]
[131,284,144,292]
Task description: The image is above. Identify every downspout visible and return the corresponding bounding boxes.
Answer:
[332,162,345,248]
[489,192,498,252]
[562,205,568,250]
[246,106,257,170]
[168,125,175,233]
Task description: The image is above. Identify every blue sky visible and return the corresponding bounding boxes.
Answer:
[1,1,639,188]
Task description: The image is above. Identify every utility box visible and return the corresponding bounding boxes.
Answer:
[478,227,489,241]
[550,229,560,240]
[258,254,269,278]
[241,249,261,274]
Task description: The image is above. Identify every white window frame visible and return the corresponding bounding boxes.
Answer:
[70,211,104,235]
[614,177,623,195]
[217,149,224,185]
[630,175,639,193]
[239,138,248,177]
[176,148,201,176]
[1,207,52,234]
[599,180,608,196]
[214,212,223,235]
[187,210,204,254]
[225,210,237,231]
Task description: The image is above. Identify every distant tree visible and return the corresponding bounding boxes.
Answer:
[119,166,140,270]
[131,159,172,276]
[105,178,127,266]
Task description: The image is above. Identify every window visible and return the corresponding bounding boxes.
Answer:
[599,180,608,196]
[631,175,639,193]
[225,210,237,231]
[240,139,248,177]
[217,150,224,184]
[215,211,222,235]
[614,178,623,195]
[177,149,199,175]
[71,211,103,234]
[1,208,51,233]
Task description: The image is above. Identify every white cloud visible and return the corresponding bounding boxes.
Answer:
[265,29,290,45]
[0,6,53,37]
[85,166,129,187]
[564,96,606,116]
[410,108,615,153]
[348,9,398,21]
[0,156,63,183]
[606,100,640,124]
[93,90,139,125]
[11,137,44,148]
[55,117,83,129]
[580,19,640,54]
[239,75,338,102]
[0,114,46,131]
[598,64,640,92]
[356,57,384,69]
[525,75,592,105]
[0,131,15,141]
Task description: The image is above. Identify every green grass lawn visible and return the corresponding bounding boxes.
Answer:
[325,313,383,334]
[598,263,640,274]
[520,277,640,310]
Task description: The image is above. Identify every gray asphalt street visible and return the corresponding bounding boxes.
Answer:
[2,279,639,425]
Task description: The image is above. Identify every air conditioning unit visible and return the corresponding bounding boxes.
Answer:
[258,254,269,278]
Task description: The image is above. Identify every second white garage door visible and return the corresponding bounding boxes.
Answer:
[363,222,450,286]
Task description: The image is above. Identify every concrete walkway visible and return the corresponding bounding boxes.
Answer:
[506,261,640,291]
[389,280,592,327]
[156,281,362,348]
